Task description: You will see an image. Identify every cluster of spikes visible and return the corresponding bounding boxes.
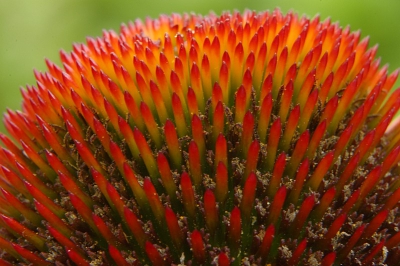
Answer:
[1,9,400,265]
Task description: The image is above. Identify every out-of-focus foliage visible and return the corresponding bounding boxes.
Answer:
[0,0,399,133]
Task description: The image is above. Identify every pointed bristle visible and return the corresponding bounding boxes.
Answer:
[1,9,400,265]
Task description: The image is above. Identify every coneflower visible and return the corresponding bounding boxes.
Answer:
[1,9,400,265]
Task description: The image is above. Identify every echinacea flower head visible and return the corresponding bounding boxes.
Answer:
[1,9,400,265]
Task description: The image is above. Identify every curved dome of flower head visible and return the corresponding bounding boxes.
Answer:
[1,9,400,265]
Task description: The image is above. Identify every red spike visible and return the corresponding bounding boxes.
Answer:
[341,189,360,214]
[21,141,56,182]
[319,72,334,104]
[288,239,307,265]
[320,214,346,249]
[244,140,260,180]
[92,214,120,247]
[316,52,328,82]
[232,42,244,87]
[124,207,147,247]
[191,230,206,263]
[267,153,286,198]
[171,93,188,137]
[241,111,255,157]
[218,252,230,266]
[267,186,287,226]
[64,107,86,136]
[357,166,382,206]
[1,188,41,226]
[123,162,148,207]
[201,54,212,99]
[329,79,360,133]
[286,130,310,178]
[165,207,183,249]
[26,181,65,218]
[319,95,338,127]
[299,89,319,133]
[66,248,90,265]
[347,105,365,140]
[215,161,228,203]
[291,195,315,236]
[321,252,336,266]
[305,151,334,191]
[245,52,256,73]
[69,195,96,232]
[48,225,85,257]
[124,91,145,131]
[109,140,127,175]
[235,86,247,123]
[93,116,111,153]
[135,72,155,112]
[219,62,230,104]
[288,159,310,205]
[1,167,30,200]
[133,128,158,182]
[386,230,400,250]
[1,215,46,251]
[284,63,297,86]
[278,80,294,123]
[204,189,218,235]
[229,207,241,253]
[35,200,72,238]
[212,101,225,142]
[0,235,19,259]
[109,245,130,266]
[312,187,336,222]
[265,119,281,171]
[214,134,228,170]
[189,141,202,188]
[384,186,400,210]
[190,63,205,112]
[338,225,365,260]
[106,182,126,220]
[354,129,375,162]
[306,120,326,160]
[260,74,273,104]
[155,153,178,201]
[191,114,206,162]
[145,241,165,265]
[335,153,360,197]
[187,87,199,116]
[297,69,316,110]
[117,116,139,160]
[333,125,353,162]
[257,93,273,143]
[12,244,52,266]
[59,171,92,207]
[181,172,196,219]
[241,172,257,222]
[164,120,182,169]
[140,102,162,148]
[362,210,388,239]
[143,179,164,222]
[0,133,25,163]
[362,240,385,264]
[296,49,312,87]
[256,224,274,262]
[242,69,253,106]
[280,105,300,151]
[75,141,104,175]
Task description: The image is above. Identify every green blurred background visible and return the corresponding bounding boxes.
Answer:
[1,0,399,134]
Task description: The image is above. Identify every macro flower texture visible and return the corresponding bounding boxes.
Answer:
[1,8,400,266]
